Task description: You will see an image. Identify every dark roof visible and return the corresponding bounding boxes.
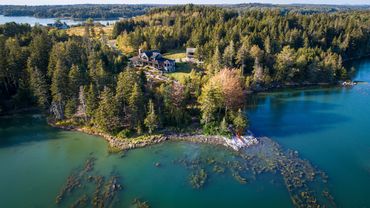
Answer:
[142,50,160,59]
[130,50,175,63]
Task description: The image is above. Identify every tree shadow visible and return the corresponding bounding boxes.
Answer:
[0,114,61,148]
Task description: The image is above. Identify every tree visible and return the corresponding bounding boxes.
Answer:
[198,79,223,124]
[144,100,159,134]
[233,109,248,137]
[216,69,245,112]
[199,68,245,125]
[85,83,98,119]
[95,87,121,133]
[50,60,69,119]
[116,68,139,102]
[275,46,296,82]
[68,64,86,99]
[128,82,144,131]
[28,29,52,74]
[219,116,229,136]
[236,44,250,74]
[117,32,135,55]
[250,45,265,83]
[28,66,50,109]
[208,47,222,75]
[223,41,235,67]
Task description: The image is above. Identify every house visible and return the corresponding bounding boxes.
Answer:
[47,21,70,29]
[186,48,196,62]
[129,49,176,72]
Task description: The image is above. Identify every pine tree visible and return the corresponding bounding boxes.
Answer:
[223,41,235,67]
[27,66,50,109]
[85,83,98,119]
[236,44,249,73]
[95,87,121,133]
[50,60,69,119]
[68,64,86,99]
[209,47,222,75]
[233,109,248,137]
[220,116,229,136]
[144,100,159,134]
[128,82,144,131]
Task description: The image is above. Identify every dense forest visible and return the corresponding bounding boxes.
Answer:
[0,20,247,137]
[1,5,370,138]
[0,5,157,19]
[115,5,370,86]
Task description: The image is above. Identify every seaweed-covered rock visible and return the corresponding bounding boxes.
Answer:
[189,169,208,189]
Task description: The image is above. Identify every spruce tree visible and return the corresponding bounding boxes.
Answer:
[233,109,248,137]
[144,100,159,134]
[95,87,121,133]
[128,82,144,131]
[85,83,98,119]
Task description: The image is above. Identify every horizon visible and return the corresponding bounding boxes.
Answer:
[0,1,369,6]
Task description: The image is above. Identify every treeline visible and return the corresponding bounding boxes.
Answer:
[223,3,370,15]
[115,5,370,86]
[0,5,156,19]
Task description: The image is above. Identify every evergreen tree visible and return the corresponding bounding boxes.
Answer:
[144,100,159,134]
[28,66,50,109]
[85,83,98,119]
[128,82,144,131]
[95,87,121,133]
[223,41,235,67]
[233,109,248,137]
[50,60,69,119]
[68,64,86,99]
[209,47,222,75]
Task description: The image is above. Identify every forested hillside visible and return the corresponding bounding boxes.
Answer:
[1,5,370,138]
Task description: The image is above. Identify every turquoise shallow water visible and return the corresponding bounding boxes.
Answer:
[0,59,370,207]
[0,116,291,208]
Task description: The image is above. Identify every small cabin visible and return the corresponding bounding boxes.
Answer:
[186,48,196,62]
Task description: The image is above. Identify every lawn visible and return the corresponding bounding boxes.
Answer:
[67,25,113,38]
[167,62,192,83]
[163,49,186,60]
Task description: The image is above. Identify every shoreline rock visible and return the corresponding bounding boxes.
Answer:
[49,122,258,152]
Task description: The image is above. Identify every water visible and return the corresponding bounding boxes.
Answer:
[0,15,117,26]
[248,59,370,207]
[0,116,291,207]
[0,59,370,207]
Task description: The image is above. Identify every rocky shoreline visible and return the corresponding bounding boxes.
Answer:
[50,123,258,152]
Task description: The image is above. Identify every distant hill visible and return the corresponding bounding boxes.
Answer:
[221,3,370,14]
[0,3,369,20]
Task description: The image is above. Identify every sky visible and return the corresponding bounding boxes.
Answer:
[0,0,368,5]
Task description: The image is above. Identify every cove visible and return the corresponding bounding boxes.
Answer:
[0,59,370,207]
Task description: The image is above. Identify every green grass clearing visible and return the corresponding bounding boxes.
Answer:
[163,49,186,60]
[167,62,192,83]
